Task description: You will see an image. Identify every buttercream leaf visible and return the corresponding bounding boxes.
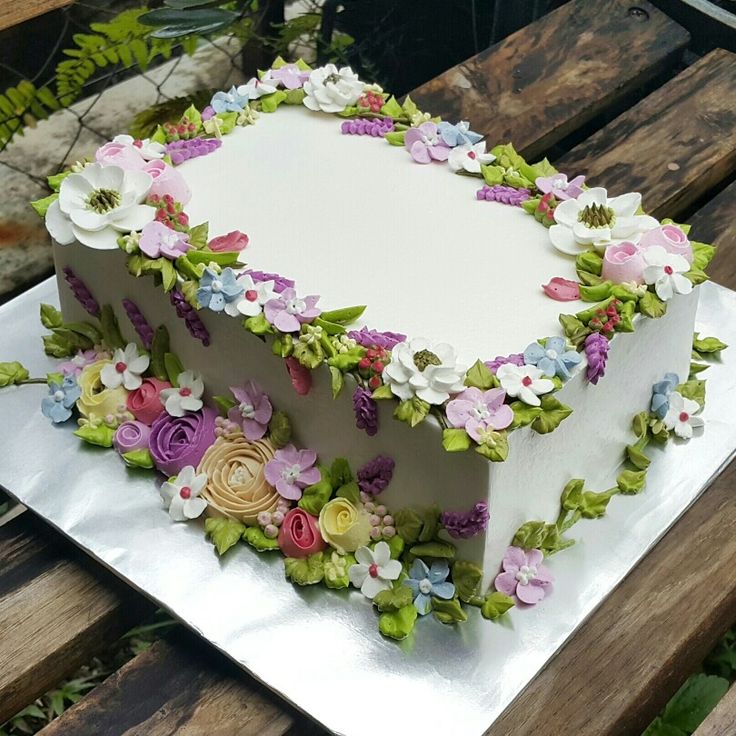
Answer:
[432,596,467,624]
[559,314,591,346]
[560,479,585,511]
[691,240,716,271]
[689,362,709,378]
[677,379,705,408]
[475,432,509,462]
[313,316,345,335]
[42,333,76,358]
[74,424,115,448]
[212,394,236,416]
[187,222,209,249]
[685,267,708,285]
[693,334,727,354]
[409,541,456,560]
[639,291,667,319]
[576,249,604,276]
[319,305,366,325]
[243,526,280,551]
[121,449,154,469]
[442,428,471,452]
[99,304,125,349]
[298,466,333,516]
[579,281,613,302]
[380,96,403,118]
[336,481,361,506]
[164,352,184,386]
[374,584,413,612]
[384,131,405,146]
[626,444,651,470]
[64,321,102,345]
[579,490,615,519]
[577,270,605,287]
[284,552,325,585]
[617,469,647,494]
[531,396,573,434]
[150,325,171,381]
[186,249,241,267]
[480,164,504,186]
[378,604,417,641]
[31,193,58,217]
[330,457,353,488]
[371,383,394,400]
[510,401,542,428]
[394,397,430,427]
[418,505,441,542]
[480,592,515,620]
[205,517,245,555]
[329,366,344,398]
[268,410,292,448]
[386,534,404,559]
[0,361,30,387]
[40,303,63,329]
[452,560,483,603]
[394,507,423,544]
[464,359,498,390]
[512,520,547,549]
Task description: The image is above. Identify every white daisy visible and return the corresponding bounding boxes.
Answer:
[348,541,402,599]
[642,246,693,301]
[663,392,704,439]
[448,143,495,174]
[496,363,555,407]
[160,370,204,417]
[100,343,150,391]
[160,465,208,521]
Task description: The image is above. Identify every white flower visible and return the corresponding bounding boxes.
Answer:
[100,343,150,390]
[382,338,465,405]
[160,370,204,417]
[237,77,277,100]
[160,465,208,521]
[448,143,495,173]
[303,64,364,113]
[663,392,704,439]
[496,363,554,407]
[642,246,693,301]
[46,163,155,250]
[348,541,402,599]
[112,134,165,160]
[549,187,659,256]
[228,275,277,318]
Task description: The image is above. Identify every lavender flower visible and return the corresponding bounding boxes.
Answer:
[585,332,609,385]
[165,137,222,166]
[485,353,525,374]
[122,299,154,350]
[347,327,406,351]
[476,185,531,206]
[340,118,394,137]
[63,266,99,317]
[357,455,395,496]
[441,501,490,539]
[245,269,294,294]
[170,289,211,346]
[353,386,378,436]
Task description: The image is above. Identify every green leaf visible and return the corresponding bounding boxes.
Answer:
[378,604,417,640]
[510,400,542,428]
[689,362,710,378]
[64,321,103,345]
[47,371,64,386]
[480,592,515,620]
[481,164,504,186]
[380,95,403,118]
[284,552,325,585]
[30,192,58,217]
[464,358,498,389]
[579,490,615,519]
[243,526,280,552]
[626,444,651,470]
[320,305,366,325]
[577,270,604,286]
[576,249,603,276]
[685,267,709,285]
[401,95,419,118]
[374,584,413,612]
[336,481,360,506]
[512,520,548,549]
[323,552,354,589]
[243,313,273,335]
[259,90,287,113]
[394,507,423,544]
[475,431,509,462]
[442,428,471,452]
[0,361,29,387]
[617,469,647,494]
[40,303,63,329]
[298,466,333,516]
[329,366,344,399]
[268,411,292,448]
[559,314,591,346]
[691,240,716,271]
[186,249,241,267]
[560,479,585,511]
[74,424,115,448]
[639,291,667,319]
[432,596,467,624]
[678,379,705,408]
[150,325,170,381]
[661,673,729,732]
[409,541,456,560]
[43,333,76,358]
[99,304,125,349]
[313,316,345,335]
[328,347,365,372]
[212,394,236,416]
[394,397,430,427]
[531,395,573,434]
[579,281,613,302]
[187,221,209,249]
[163,352,184,385]
[383,130,406,146]
[418,504,441,542]
[330,457,353,487]
[161,259,177,292]
[371,383,394,400]
[452,560,483,603]
[693,334,727,354]
[386,534,405,559]
[204,517,245,555]
[121,449,154,469]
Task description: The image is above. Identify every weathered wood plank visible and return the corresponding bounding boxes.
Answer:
[555,49,736,220]
[0,513,151,723]
[692,680,736,736]
[0,0,71,32]
[409,0,689,160]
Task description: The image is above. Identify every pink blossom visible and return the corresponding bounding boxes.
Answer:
[95,140,147,170]
[143,160,192,205]
[639,224,693,264]
[139,221,191,259]
[227,380,272,440]
[446,387,513,442]
[264,287,321,333]
[264,444,321,501]
[59,349,104,376]
[266,64,310,90]
[535,172,585,201]
[602,241,647,284]
[285,357,312,395]
[494,546,554,605]
[209,230,249,253]
[404,122,451,164]
[542,277,580,301]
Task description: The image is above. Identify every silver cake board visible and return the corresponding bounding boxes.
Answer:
[2,278,736,736]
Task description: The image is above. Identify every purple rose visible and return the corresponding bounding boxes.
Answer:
[149,407,218,476]
[114,420,151,454]
[639,224,692,264]
[601,241,647,284]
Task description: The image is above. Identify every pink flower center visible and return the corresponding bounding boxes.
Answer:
[179,486,191,499]
[664,265,673,275]
[522,376,533,387]
[133,139,143,148]
[679,411,689,422]
[467,151,476,159]
[245,289,258,302]
[115,361,127,373]
[368,563,379,578]
[180,387,192,397]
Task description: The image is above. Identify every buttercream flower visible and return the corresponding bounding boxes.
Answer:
[303,64,364,113]
[601,241,647,284]
[113,420,151,454]
[160,370,204,417]
[46,163,155,249]
[441,501,490,539]
[446,387,513,441]
[263,63,310,90]
[100,343,150,391]
[197,435,280,524]
[41,376,81,423]
[112,134,165,161]
[59,349,102,377]
[357,455,395,496]
[542,277,581,302]
[642,246,693,301]
[264,444,321,501]
[496,363,554,406]
[319,498,372,554]
[278,508,326,558]
[651,372,680,419]
[549,187,659,256]
[382,338,465,404]
[160,465,208,522]
[139,220,191,260]
[523,336,581,380]
[76,360,130,425]
[126,377,171,425]
[209,230,249,253]
[227,380,272,440]
[353,386,378,436]
[535,172,585,201]
[95,139,147,170]
[149,407,218,476]
[197,267,244,313]
[143,159,192,205]
[404,122,451,164]
[211,85,249,113]
[263,287,320,332]
[584,332,609,385]
[403,559,455,615]
[448,142,495,173]
[494,546,554,605]
[639,223,693,263]
[437,120,483,147]
[348,541,402,599]
[237,76,278,100]
[234,274,277,318]
[663,392,704,439]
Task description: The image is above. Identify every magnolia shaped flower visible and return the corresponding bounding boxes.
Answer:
[160,465,208,522]
[41,376,81,423]
[46,163,155,249]
[404,122,450,164]
[112,134,165,161]
[437,120,483,147]
[523,336,581,380]
[139,220,191,260]
[651,372,680,419]
[403,558,455,615]
[234,274,277,318]
[348,541,402,599]
[642,246,693,301]
[495,547,554,605]
[496,363,554,406]
[237,77,277,100]
[197,267,244,313]
[263,63,310,90]
[303,64,364,113]
[382,338,465,405]
[549,187,659,256]
[535,172,585,201]
[264,444,321,501]
[448,142,496,174]
[227,380,273,440]
[446,387,513,441]
[263,287,321,333]
[663,392,704,439]
[160,370,204,417]
[100,343,150,391]
[211,86,250,113]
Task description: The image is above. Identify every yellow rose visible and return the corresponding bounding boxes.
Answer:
[77,360,129,427]
[318,498,372,554]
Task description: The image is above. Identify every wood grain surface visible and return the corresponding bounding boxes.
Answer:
[408,0,689,160]
[0,0,71,32]
[692,681,736,736]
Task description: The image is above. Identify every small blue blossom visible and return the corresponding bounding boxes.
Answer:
[403,559,455,615]
[523,336,581,380]
[437,120,483,148]
[210,86,249,114]
[651,372,680,419]
[41,376,80,424]
[197,267,243,313]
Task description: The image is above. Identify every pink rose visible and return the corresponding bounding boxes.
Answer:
[278,508,326,558]
[639,224,692,264]
[144,160,192,205]
[96,140,147,170]
[602,241,647,284]
[127,378,171,425]
[209,230,249,253]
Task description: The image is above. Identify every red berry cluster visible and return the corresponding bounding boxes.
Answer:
[147,193,189,231]
[358,345,389,390]
[534,192,557,226]
[163,117,198,142]
[589,299,623,335]
[358,90,384,114]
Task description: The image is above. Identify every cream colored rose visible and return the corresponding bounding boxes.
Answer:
[318,498,372,554]
[77,360,129,426]
[197,434,280,524]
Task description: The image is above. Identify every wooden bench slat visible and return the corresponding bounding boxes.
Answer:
[692,680,736,736]
[555,49,736,220]
[408,0,689,160]
[0,0,72,32]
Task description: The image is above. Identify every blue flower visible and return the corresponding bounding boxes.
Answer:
[403,559,455,615]
[210,86,249,114]
[197,267,243,313]
[437,120,483,148]
[41,376,80,424]
[651,372,680,419]
[523,336,581,380]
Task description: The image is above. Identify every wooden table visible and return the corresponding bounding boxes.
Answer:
[2,1,736,734]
